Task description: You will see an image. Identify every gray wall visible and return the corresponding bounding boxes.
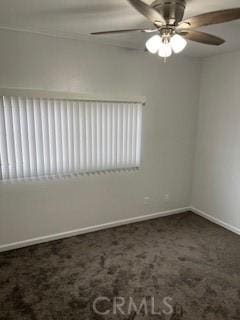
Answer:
[0,29,200,246]
[192,50,240,230]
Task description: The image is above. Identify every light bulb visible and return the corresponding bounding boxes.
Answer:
[171,34,187,53]
[158,42,172,58]
[145,35,162,54]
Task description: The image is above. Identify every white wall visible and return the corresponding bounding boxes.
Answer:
[192,50,240,230]
[0,29,200,247]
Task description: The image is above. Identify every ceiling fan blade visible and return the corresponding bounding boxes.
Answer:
[178,8,240,29]
[91,28,157,35]
[178,29,225,46]
[127,0,166,25]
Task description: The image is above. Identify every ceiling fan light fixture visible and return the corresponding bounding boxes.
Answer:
[170,34,187,53]
[145,35,162,54]
[92,1,240,58]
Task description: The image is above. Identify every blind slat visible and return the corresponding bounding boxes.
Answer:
[54,99,63,173]
[126,104,132,167]
[91,103,97,170]
[96,102,102,170]
[117,104,121,167]
[132,104,137,166]
[136,103,143,166]
[19,97,31,177]
[73,102,79,172]
[0,97,9,179]
[12,96,24,178]
[85,103,91,171]
[48,99,57,175]
[41,98,50,175]
[101,103,107,170]
[67,101,74,174]
[61,100,69,174]
[112,104,118,169]
[122,104,127,167]
[4,97,17,178]
[26,98,37,177]
[33,98,44,176]
[79,102,86,172]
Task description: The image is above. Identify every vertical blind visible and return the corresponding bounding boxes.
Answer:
[0,96,143,181]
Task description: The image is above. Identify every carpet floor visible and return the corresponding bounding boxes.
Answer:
[0,212,239,320]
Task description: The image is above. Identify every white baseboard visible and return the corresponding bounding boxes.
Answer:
[190,207,240,236]
[0,207,190,253]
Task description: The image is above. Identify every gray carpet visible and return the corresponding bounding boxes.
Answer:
[0,212,240,320]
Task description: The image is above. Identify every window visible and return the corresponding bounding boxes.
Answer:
[0,95,143,181]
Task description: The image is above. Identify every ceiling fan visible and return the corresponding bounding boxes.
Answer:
[91,0,240,58]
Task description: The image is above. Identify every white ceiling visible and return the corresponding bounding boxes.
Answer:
[0,0,240,57]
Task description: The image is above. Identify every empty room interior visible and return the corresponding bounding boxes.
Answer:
[0,0,240,319]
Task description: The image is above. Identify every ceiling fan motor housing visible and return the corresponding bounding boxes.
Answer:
[151,0,186,25]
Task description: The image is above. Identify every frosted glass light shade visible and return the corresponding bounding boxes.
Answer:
[158,42,172,58]
[145,35,162,54]
[171,34,187,53]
